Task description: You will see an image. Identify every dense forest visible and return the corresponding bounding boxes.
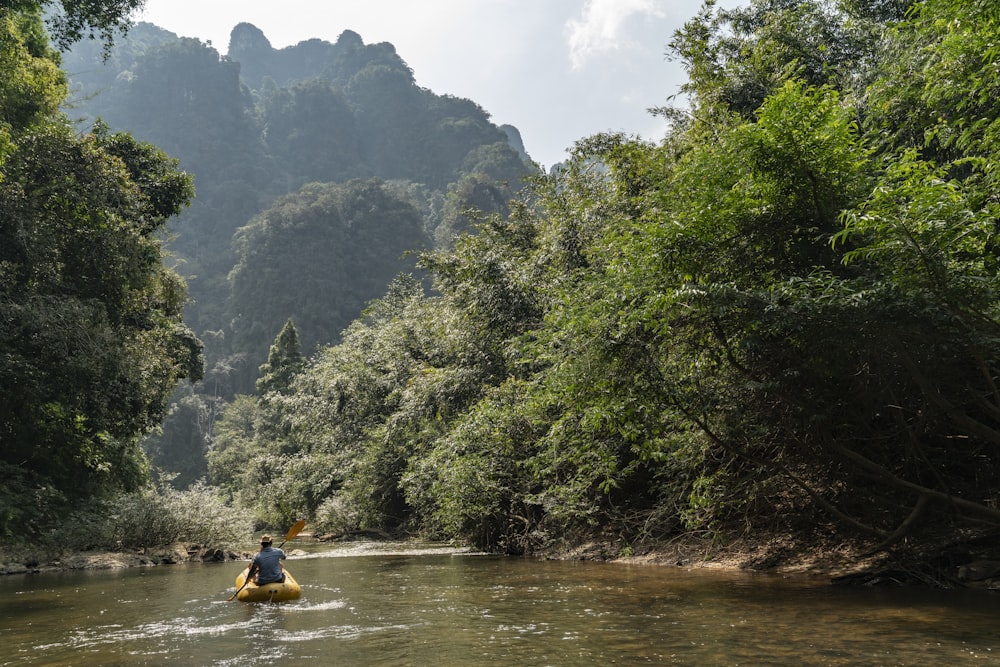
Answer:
[0,0,202,535]
[5,0,1000,573]
[59,19,537,484]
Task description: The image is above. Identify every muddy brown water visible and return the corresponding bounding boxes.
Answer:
[1,542,998,666]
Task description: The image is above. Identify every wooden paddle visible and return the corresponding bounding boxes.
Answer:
[228,520,306,601]
[277,519,306,548]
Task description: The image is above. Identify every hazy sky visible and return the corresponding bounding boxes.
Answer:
[137,0,742,168]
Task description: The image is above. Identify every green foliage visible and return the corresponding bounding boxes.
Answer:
[311,280,488,529]
[143,384,212,489]
[0,10,65,133]
[208,274,488,532]
[256,318,305,395]
[61,23,536,343]
[865,0,1000,161]
[0,121,200,503]
[0,1,141,55]
[228,179,428,390]
[56,23,536,485]
[57,480,254,551]
[38,0,143,53]
[836,150,996,298]
[312,493,360,535]
[289,0,1000,553]
[0,10,201,534]
[0,461,68,538]
[206,394,263,498]
[38,0,1000,561]
[255,78,361,188]
[237,452,338,529]
[402,379,546,552]
[419,205,542,360]
[668,0,873,119]
[433,174,516,249]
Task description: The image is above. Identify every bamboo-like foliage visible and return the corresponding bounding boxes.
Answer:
[209,0,1000,560]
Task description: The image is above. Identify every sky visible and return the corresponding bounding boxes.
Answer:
[137,0,743,168]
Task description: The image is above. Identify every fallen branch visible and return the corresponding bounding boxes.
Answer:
[864,493,931,555]
[824,436,1000,524]
[676,401,886,536]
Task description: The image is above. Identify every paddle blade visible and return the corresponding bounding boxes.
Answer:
[284,519,306,543]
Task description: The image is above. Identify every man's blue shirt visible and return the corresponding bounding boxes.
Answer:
[251,545,286,584]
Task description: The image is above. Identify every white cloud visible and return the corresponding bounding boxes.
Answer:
[565,0,664,70]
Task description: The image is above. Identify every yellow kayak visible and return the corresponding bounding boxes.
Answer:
[234,567,301,602]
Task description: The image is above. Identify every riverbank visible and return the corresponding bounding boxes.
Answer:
[0,533,463,575]
[0,543,248,575]
[5,530,1000,590]
[552,528,1000,590]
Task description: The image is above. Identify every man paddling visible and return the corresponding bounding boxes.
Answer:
[246,534,287,585]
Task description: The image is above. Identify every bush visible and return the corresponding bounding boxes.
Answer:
[0,462,68,539]
[57,481,254,551]
[312,493,361,535]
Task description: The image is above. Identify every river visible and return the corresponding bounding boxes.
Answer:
[1,542,998,666]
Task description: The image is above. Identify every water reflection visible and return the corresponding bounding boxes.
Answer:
[0,547,997,666]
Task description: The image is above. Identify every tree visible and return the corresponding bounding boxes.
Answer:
[603,0,1000,548]
[256,318,305,395]
[228,179,428,391]
[0,9,200,534]
[143,384,211,488]
[0,120,200,511]
[256,78,363,188]
[667,0,881,120]
[0,9,64,133]
[397,0,1000,555]
[1,0,144,53]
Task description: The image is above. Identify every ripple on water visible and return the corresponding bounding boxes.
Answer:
[7,548,1000,666]
[281,599,346,612]
[300,542,480,559]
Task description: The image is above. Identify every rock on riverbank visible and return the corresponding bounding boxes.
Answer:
[0,544,248,575]
[554,531,1000,590]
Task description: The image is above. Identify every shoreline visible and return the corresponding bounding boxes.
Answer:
[548,531,1000,590]
[0,543,250,576]
[4,533,1000,590]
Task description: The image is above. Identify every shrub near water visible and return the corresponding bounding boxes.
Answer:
[60,482,254,552]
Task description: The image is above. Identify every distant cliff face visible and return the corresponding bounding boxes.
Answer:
[61,21,537,397]
[499,124,530,163]
[228,21,272,55]
[226,22,273,87]
[226,22,409,92]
